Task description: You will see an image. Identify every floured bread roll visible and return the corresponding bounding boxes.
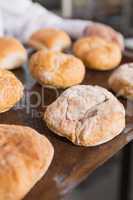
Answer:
[0,124,54,200]
[29,50,85,88]
[44,85,125,146]
[109,63,133,99]
[28,28,71,51]
[0,37,27,70]
[73,36,122,70]
[0,69,23,113]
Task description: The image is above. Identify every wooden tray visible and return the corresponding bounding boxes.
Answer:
[0,54,132,200]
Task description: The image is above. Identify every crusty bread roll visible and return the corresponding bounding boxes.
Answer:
[44,85,125,146]
[84,23,124,50]
[109,63,133,99]
[28,28,71,51]
[73,36,122,71]
[0,69,23,113]
[0,37,27,70]
[0,124,54,200]
[29,50,85,88]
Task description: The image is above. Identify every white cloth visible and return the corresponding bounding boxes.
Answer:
[0,0,91,43]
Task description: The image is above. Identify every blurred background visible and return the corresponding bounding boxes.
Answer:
[33,0,132,199]
[33,0,133,36]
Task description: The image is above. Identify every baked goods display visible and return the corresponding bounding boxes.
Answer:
[29,50,85,88]
[0,69,23,113]
[109,63,133,99]
[28,28,71,51]
[0,124,54,200]
[0,24,128,199]
[73,36,122,70]
[44,85,125,146]
[84,23,124,50]
[0,37,27,70]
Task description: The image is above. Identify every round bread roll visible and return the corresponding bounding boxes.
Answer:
[109,63,133,99]
[0,69,23,113]
[0,37,27,70]
[0,124,54,200]
[44,85,125,146]
[28,28,71,51]
[29,50,85,88]
[73,36,122,70]
[84,23,124,50]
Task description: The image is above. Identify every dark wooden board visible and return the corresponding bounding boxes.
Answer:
[0,55,132,200]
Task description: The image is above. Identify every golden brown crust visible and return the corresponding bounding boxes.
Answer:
[73,36,122,70]
[0,69,24,113]
[44,85,125,146]
[29,50,85,88]
[84,23,124,50]
[28,28,71,51]
[0,37,27,69]
[0,124,54,200]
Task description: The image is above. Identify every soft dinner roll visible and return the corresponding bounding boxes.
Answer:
[29,50,85,88]
[0,124,54,200]
[0,37,27,70]
[73,36,122,70]
[0,69,23,113]
[28,28,71,51]
[109,63,133,99]
[44,85,125,146]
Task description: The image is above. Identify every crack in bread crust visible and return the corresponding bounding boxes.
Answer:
[44,85,125,146]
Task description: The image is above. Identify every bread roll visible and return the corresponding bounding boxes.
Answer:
[0,69,23,113]
[0,124,54,200]
[29,50,85,88]
[73,36,122,70]
[44,85,125,146]
[28,28,71,51]
[0,37,27,70]
[109,63,133,99]
[84,23,124,50]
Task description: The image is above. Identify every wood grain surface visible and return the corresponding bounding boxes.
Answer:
[0,54,132,200]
